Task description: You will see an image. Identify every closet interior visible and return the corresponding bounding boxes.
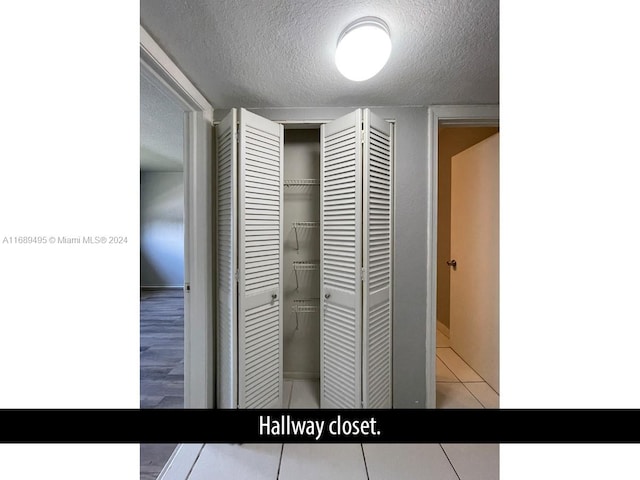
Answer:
[282,128,322,406]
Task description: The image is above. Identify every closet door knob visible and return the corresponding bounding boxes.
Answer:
[447,259,457,269]
[272,293,277,300]
[324,293,331,299]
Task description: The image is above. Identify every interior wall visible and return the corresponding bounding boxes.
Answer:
[437,126,499,331]
[282,129,321,378]
[217,106,428,408]
[140,171,185,287]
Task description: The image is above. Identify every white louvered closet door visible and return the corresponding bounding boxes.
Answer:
[362,109,393,408]
[216,109,238,409]
[237,108,284,409]
[320,110,363,408]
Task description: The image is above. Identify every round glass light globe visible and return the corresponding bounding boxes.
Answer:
[335,19,391,82]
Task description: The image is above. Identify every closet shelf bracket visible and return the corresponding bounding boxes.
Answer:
[292,298,320,330]
[292,221,320,250]
[292,260,319,290]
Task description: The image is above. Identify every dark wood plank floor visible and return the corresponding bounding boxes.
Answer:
[140,444,179,480]
[140,288,184,409]
[140,288,183,480]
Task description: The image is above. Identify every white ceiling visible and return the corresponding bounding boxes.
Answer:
[140,0,499,108]
[140,72,184,172]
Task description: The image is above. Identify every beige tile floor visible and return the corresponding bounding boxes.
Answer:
[283,331,500,410]
[283,378,320,408]
[146,334,499,480]
[436,329,499,408]
[167,443,498,480]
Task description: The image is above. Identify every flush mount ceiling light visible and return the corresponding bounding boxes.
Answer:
[335,17,391,82]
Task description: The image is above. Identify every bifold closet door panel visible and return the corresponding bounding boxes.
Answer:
[362,109,393,408]
[238,108,284,409]
[320,109,363,409]
[216,108,238,409]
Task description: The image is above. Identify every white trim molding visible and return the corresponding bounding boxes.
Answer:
[141,25,215,408]
[140,26,213,123]
[425,105,499,408]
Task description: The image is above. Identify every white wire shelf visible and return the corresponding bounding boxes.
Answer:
[292,221,320,228]
[293,260,319,271]
[292,260,319,289]
[284,179,320,186]
[291,298,320,329]
[291,298,320,313]
[292,221,320,250]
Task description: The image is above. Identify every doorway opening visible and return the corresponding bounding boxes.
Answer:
[139,58,185,480]
[140,67,186,410]
[434,124,499,408]
[140,27,214,478]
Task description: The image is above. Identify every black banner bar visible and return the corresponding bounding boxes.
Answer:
[1,409,639,443]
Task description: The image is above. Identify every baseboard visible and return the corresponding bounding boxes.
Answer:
[141,285,184,290]
[436,320,450,337]
[284,371,320,380]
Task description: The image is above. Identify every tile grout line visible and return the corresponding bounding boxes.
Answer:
[436,356,460,383]
[437,348,475,408]
[275,444,285,480]
[439,444,462,480]
[437,352,487,408]
[360,444,370,480]
[459,381,487,409]
[437,347,487,384]
[436,350,466,384]
[184,444,206,480]
[436,346,499,408]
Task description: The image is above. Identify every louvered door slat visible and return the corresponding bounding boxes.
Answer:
[320,110,362,409]
[238,108,283,409]
[216,109,238,409]
[362,109,393,409]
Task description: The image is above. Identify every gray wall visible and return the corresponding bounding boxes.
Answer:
[140,171,185,287]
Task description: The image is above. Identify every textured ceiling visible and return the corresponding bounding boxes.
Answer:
[140,72,184,172]
[140,0,498,108]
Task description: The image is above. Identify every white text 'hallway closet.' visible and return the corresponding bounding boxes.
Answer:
[217,108,393,409]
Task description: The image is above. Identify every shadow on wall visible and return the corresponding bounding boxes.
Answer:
[140,171,184,287]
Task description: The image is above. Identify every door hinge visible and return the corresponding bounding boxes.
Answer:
[184,282,191,292]
[361,267,366,281]
[361,130,365,144]
[235,269,239,282]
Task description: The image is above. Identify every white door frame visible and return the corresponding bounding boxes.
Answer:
[425,105,499,408]
[140,26,215,408]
